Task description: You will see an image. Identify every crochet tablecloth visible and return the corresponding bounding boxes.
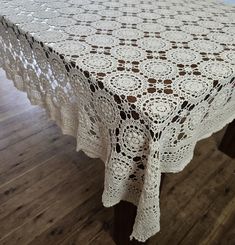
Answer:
[0,0,235,242]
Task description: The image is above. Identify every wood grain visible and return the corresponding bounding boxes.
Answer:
[0,68,235,245]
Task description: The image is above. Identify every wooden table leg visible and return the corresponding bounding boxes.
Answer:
[113,201,143,245]
[219,120,235,158]
[113,174,166,245]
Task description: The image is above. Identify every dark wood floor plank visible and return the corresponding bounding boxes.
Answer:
[204,204,235,245]
[59,200,113,245]
[30,191,105,245]
[0,108,48,141]
[0,154,77,221]
[0,164,104,245]
[0,159,101,240]
[0,149,79,204]
[89,230,115,245]
[0,119,55,152]
[179,175,235,245]
[0,87,32,120]
[0,127,75,186]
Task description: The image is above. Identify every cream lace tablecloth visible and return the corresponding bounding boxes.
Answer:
[0,0,235,242]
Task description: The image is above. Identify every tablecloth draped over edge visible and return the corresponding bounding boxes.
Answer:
[0,1,235,241]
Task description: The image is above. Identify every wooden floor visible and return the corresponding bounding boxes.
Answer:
[0,68,234,245]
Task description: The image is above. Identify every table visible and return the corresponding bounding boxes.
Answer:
[0,0,234,243]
